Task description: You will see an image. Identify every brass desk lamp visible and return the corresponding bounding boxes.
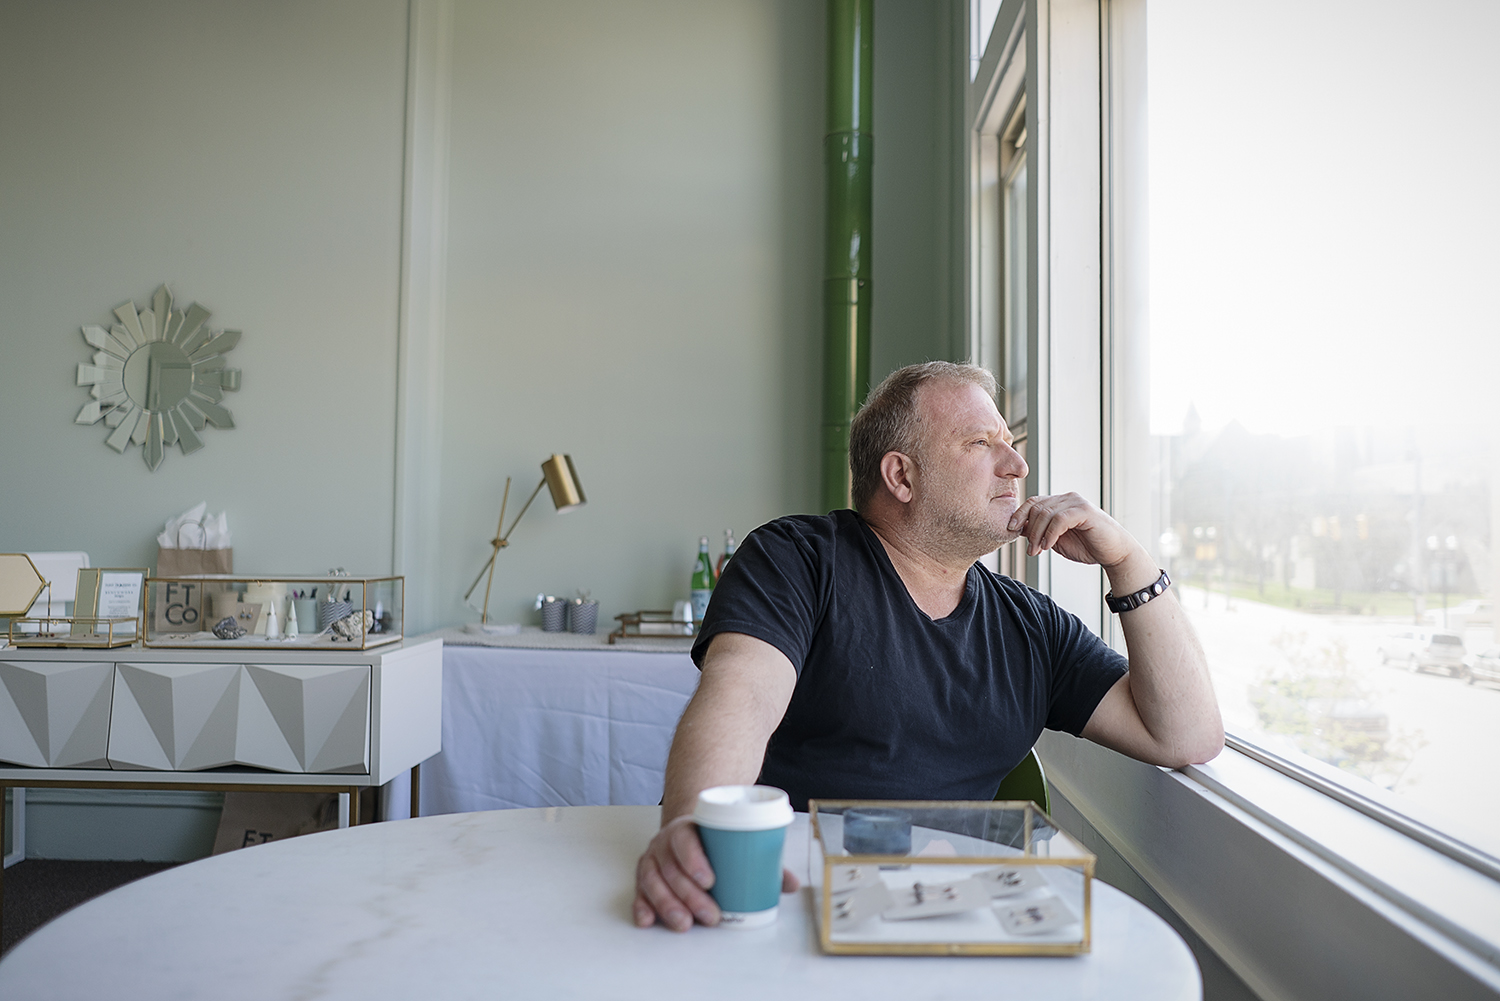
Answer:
[464,454,586,626]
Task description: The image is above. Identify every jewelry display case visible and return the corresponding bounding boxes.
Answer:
[7,617,140,649]
[143,575,402,651]
[808,800,1095,956]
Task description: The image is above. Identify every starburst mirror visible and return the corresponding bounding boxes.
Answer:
[75,284,242,471]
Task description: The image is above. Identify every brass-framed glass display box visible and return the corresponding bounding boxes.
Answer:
[7,617,140,648]
[809,800,1095,956]
[143,575,403,651]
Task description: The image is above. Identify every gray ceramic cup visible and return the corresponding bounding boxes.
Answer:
[539,597,566,632]
[568,600,599,635]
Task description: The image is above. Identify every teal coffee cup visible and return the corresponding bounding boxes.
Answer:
[693,785,794,929]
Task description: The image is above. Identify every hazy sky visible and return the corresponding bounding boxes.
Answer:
[1148,0,1500,440]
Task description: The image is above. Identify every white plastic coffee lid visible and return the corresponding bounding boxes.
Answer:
[692,785,793,831]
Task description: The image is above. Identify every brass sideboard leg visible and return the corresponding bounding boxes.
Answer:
[349,787,361,827]
[410,764,421,820]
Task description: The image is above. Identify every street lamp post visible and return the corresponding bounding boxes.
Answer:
[1426,534,1459,628]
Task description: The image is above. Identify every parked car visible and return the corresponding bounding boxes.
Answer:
[1423,599,1493,629]
[1468,648,1500,689]
[1377,629,1468,677]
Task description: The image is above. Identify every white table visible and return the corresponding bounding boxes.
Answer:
[419,636,699,813]
[0,806,1200,1000]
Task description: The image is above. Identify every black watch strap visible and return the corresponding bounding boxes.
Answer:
[1105,569,1172,614]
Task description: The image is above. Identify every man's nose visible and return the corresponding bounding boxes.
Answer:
[997,441,1029,480]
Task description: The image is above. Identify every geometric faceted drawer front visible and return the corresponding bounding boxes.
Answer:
[107,662,370,774]
[0,660,114,768]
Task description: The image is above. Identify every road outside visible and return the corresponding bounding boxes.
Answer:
[1178,585,1500,856]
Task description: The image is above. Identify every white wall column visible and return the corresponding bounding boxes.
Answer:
[392,0,454,636]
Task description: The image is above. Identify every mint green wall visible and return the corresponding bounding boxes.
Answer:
[871,0,964,379]
[0,0,960,634]
[436,0,961,629]
[0,0,409,577]
[434,0,826,627]
[0,0,959,858]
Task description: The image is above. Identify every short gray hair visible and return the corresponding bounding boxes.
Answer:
[848,361,998,511]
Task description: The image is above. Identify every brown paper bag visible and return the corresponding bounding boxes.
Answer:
[212,792,339,854]
[153,548,233,632]
[155,546,233,577]
[212,790,376,854]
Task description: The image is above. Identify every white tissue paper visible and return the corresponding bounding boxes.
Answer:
[157,502,232,550]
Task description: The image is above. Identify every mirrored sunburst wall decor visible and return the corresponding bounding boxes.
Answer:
[74,284,242,471]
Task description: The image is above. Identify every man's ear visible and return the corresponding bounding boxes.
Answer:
[878,451,917,504]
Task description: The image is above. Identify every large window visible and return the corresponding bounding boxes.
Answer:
[1147,0,1500,857]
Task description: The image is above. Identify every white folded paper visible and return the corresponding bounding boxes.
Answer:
[157,501,232,550]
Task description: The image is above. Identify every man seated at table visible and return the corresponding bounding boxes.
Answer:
[634,361,1223,932]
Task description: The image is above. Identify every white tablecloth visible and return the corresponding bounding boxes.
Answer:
[419,644,700,814]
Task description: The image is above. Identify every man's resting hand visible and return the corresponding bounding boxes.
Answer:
[633,816,799,931]
[1008,491,1144,572]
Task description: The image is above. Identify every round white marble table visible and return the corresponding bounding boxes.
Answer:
[0,806,1200,1000]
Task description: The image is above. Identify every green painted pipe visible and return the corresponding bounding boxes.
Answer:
[822,0,873,513]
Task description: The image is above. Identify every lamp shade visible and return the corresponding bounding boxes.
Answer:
[542,454,586,511]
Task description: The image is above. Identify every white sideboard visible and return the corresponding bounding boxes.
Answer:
[0,638,442,788]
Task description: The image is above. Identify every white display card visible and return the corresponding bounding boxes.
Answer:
[98,572,144,618]
[881,877,990,922]
[831,883,894,929]
[996,895,1077,935]
[974,865,1048,898]
[829,865,884,896]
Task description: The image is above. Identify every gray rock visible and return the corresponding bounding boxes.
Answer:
[331,609,374,642]
[212,616,246,640]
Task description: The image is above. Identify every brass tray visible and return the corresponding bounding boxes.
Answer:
[608,610,697,644]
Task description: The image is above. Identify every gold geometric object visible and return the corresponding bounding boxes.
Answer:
[464,454,587,625]
[0,554,47,618]
[74,284,242,471]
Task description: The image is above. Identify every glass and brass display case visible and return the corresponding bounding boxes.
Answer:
[3,560,148,648]
[144,575,403,651]
[8,617,141,648]
[809,800,1095,956]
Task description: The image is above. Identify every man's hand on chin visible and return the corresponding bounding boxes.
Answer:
[1006,492,1141,570]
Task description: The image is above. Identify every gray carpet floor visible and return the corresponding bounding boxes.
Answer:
[2,860,178,955]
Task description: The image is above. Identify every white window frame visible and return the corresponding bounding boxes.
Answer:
[965,2,1500,996]
[967,0,1029,582]
[968,0,1104,626]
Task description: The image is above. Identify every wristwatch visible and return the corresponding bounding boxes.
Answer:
[1105,569,1171,614]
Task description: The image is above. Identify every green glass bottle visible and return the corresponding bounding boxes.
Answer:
[716,528,737,580]
[690,536,714,621]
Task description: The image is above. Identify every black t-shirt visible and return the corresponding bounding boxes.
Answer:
[691,510,1128,811]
